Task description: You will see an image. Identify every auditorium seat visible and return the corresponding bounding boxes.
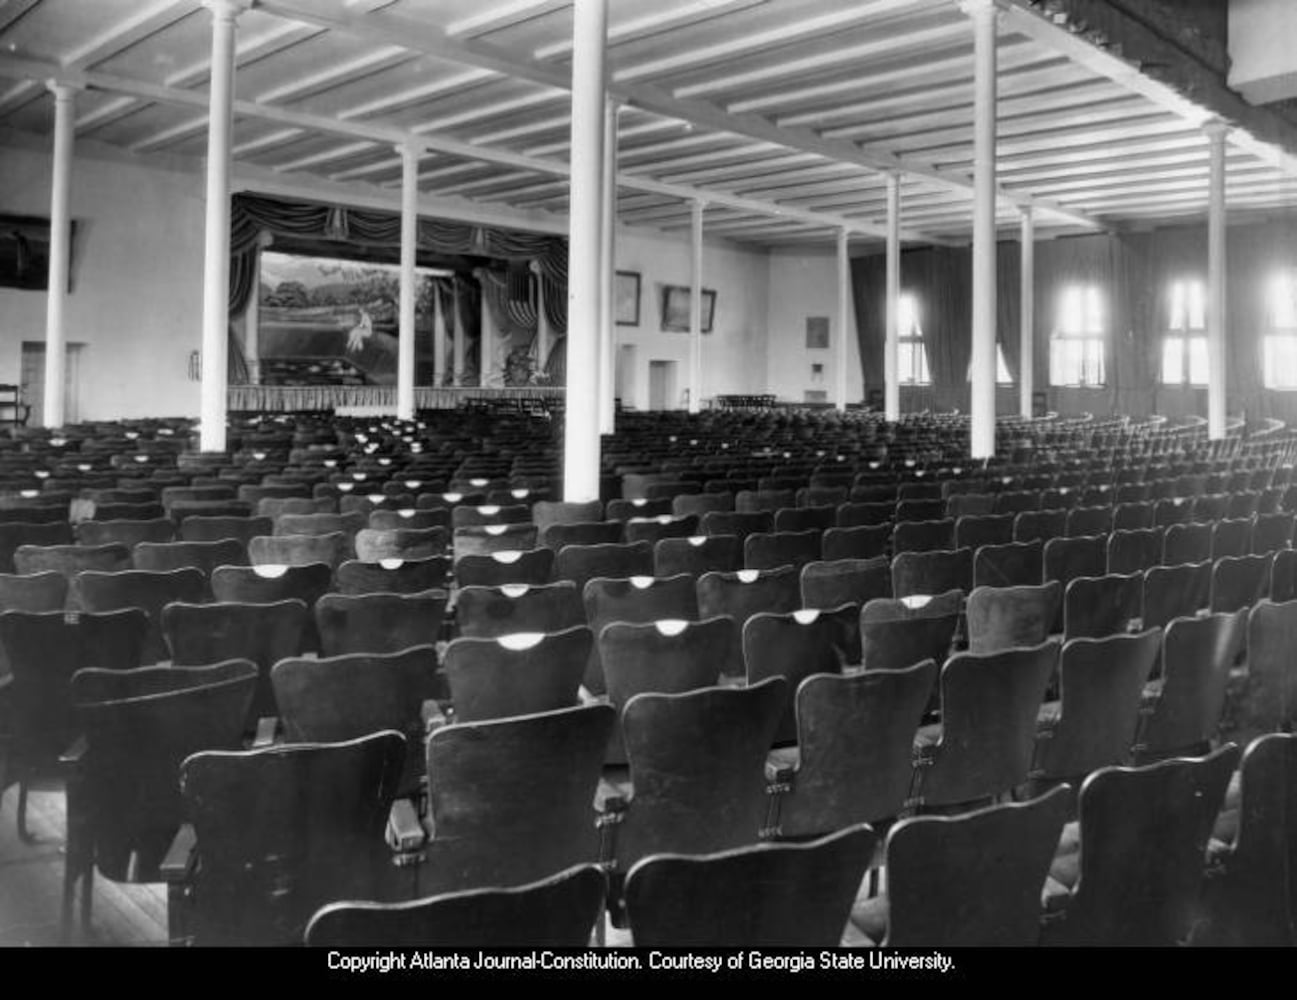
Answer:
[443,628,588,723]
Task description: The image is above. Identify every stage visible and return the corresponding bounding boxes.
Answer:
[227,384,565,413]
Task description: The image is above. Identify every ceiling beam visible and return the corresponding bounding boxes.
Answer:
[251,0,1105,232]
[0,52,952,244]
[996,0,1297,177]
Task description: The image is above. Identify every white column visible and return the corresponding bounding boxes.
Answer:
[835,228,851,411]
[532,261,550,378]
[563,0,607,501]
[1019,207,1035,419]
[966,0,998,459]
[432,280,447,388]
[244,257,260,386]
[452,281,464,387]
[884,172,901,421]
[598,98,618,434]
[396,143,419,420]
[42,81,77,430]
[1206,120,1228,441]
[688,199,704,414]
[198,0,248,453]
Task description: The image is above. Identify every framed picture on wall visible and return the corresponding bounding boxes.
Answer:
[661,284,716,333]
[0,214,76,292]
[806,316,829,349]
[615,270,641,326]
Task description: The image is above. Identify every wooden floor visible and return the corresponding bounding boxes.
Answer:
[0,782,168,947]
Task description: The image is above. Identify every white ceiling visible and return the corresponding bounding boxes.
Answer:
[2,0,1296,249]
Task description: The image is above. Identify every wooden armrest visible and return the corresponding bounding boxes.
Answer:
[60,734,88,768]
[386,799,427,853]
[251,716,278,748]
[160,824,198,882]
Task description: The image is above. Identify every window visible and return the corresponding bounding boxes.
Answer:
[1264,271,1297,389]
[1050,284,1106,386]
[897,293,931,385]
[1161,278,1207,386]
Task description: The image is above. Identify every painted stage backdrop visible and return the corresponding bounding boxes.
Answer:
[257,251,442,386]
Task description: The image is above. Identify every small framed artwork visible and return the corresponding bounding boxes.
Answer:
[0,214,76,292]
[806,316,829,349]
[615,270,641,326]
[661,284,717,333]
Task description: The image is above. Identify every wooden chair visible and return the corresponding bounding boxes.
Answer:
[852,786,1071,946]
[1212,518,1254,561]
[1041,744,1238,946]
[1030,629,1161,796]
[211,561,332,608]
[1063,572,1142,640]
[743,606,855,743]
[1251,511,1294,555]
[1200,733,1297,946]
[965,581,1061,655]
[821,523,890,561]
[1163,522,1212,565]
[1136,610,1247,763]
[1013,509,1066,544]
[450,503,531,528]
[0,571,68,612]
[625,824,875,947]
[335,555,450,595]
[162,599,310,729]
[859,590,961,673]
[367,508,449,532]
[14,542,132,582]
[62,661,256,939]
[0,521,74,573]
[772,662,937,838]
[891,547,972,599]
[1231,598,1297,742]
[891,518,955,555]
[800,556,890,609]
[532,499,604,534]
[653,534,741,577]
[314,591,448,657]
[163,731,407,946]
[743,529,821,572]
[554,541,654,591]
[1066,505,1113,538]
[443,626,589,723]
[131,539,248,587]
[73,568,207,665]
[305,864,607,947]
[249,532,349,570]
[696,565,801,637]
[455,581,584,639]
[773,505,836,534]
[418,704,614,896]
[75,518,175,548]
[623,515,699,548]
[1107,527,1163,575]
[699,510,772,545]
[178,515,274,547]
[911,640,1059,811]
[0,608,149,841]
[453,548,554,587]
[605,679,787,880]
[972,539,1043,588]
[954,513,1014,551]
[354,527,448,563]
[607,498,673,522]
[1209,553,1274,614]
[1143,559,1211,630]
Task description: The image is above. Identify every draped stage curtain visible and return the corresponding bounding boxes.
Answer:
[226,193,569,387]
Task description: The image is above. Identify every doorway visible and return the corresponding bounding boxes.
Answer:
[21,342,84,427]
[648,360,677,411]
[617,344,636,410]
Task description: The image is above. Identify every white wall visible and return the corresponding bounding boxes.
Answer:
[764,246,863,405]
[0,134,205,421]
[612,227,768,410]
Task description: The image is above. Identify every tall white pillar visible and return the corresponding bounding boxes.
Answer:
[563,0,607,501]
[42,81,77,430]
[452,281,464,387]
[966,0,998,459]
[198,0,248,453]
[835,228,851,412]
[884,172,901,421]
[1206,120,1228,441]
[432,280,447,388]
[598,99,618,434]
[1019,207,1035,419]
[396,143,419,420]
[688,199,704,414]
